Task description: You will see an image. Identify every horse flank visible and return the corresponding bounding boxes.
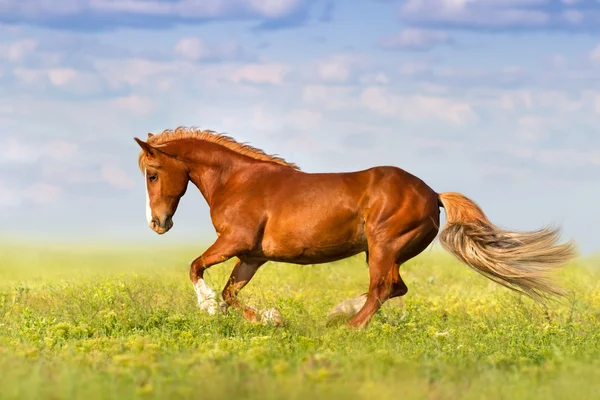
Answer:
[137,127,301,172]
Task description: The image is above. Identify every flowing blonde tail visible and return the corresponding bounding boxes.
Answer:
[437,192,577,303]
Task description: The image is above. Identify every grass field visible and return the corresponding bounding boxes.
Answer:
[1,240,599,400]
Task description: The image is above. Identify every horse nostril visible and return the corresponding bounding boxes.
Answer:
[151,218,159,227]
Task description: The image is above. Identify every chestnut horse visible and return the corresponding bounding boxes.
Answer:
[135,127,576,328]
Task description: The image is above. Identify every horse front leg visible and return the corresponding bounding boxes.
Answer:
[189,234,251,315]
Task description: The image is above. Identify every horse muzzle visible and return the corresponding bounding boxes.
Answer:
[150,215,173,234]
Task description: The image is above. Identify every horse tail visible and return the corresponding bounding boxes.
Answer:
[437,192,577,303]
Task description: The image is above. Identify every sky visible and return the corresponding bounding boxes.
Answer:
[1,0,599,255]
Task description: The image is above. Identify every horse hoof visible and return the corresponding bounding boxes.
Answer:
[218,300,229,314]
[260,308,282,327]
[326,295,367,327]
[199,298,219,315]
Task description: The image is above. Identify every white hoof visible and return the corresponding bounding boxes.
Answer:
[198,297,228,315]
[260,308,282,326]
[326,294,367,326]
[199,298,219,315]
[195,279,226,315]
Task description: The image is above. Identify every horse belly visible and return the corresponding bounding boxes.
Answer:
[259,214,367,264]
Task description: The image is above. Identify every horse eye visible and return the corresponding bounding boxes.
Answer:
[149,174,158,182]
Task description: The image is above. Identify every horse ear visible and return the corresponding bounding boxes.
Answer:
[134,137,157,157]
[147,133,154,139]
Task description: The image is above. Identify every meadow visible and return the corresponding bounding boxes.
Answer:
[1,240,599,400]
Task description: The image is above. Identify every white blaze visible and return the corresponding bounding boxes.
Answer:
[144,169,152,224]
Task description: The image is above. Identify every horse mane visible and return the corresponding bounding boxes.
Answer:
[137,126,300,171]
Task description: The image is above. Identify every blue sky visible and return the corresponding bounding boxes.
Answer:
[1,0,599,254]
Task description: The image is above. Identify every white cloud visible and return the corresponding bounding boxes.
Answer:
[0,181,21,207]
[2,0,313,29]
[535,90,581,112]
[562,10,583,24]
[478,164,533,181]
[173,37,243,62]
[250,103,281,131]
[592,93,600,115]
[245,0,305,18]
[317,59,351,82]
[0,23,23,35]
[359,72,390,85]
[12,66,106,94]
[399,0,557,28]
[44,141,79,159]
[233,105,322,136]
[0,103,14,115]
[0,39,38,62]
[94,58,181,88]
[47,68,78,86]
[302,53,370,84]
[516,115,547,142]
[301,85,359,110]
[497,90,534,111]
[508,147,600,169]
[39,161,134,190]
[590,44,600,64]
[302,83,478,125]
[495,89,599,115]
[417,137,465,153]
[12,68,43,84]
[229,63,290,85]
[23,182,62,205]
[0,180,63,208]
[101,163,134,189]
[174,37,209,61]
[421,65,525,90]
[360,86,478,124]
[380,29,452,51]
[550,54,567,69]
[93,57,289,92]
[284,109,322,130]
[4,138,40,163]
[5,0,84,16]
[1,138,78,165]
[360,87,397,115]
[112,95,156,115]
[398,61,431,76]
[0,96,145,140]
[42,166,95,185]
[88,0,305,18]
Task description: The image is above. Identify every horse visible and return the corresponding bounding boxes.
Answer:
[134,127,577,328]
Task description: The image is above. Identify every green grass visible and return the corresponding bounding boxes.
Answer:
[1,241,599,400]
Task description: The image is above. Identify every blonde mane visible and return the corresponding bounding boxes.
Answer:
[137,127,300,171]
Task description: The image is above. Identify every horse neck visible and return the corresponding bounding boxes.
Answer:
[184,141,250,207]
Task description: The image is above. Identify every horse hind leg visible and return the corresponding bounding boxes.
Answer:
[325,243,397,327]
[326,294,369,327]
[326,223,437,328]
[220,259,283,326]
[325,265,410,327]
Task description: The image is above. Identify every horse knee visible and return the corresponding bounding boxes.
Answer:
[189,257,205,282]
